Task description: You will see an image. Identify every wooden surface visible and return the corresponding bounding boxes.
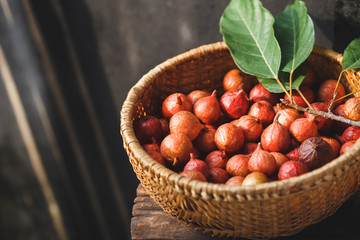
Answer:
[131,184,360,240]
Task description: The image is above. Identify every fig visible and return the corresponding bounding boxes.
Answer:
[160,133,193,167]
[180,170,206,182]
[242,142,258,155]
[142,137,160,153]
[304,102,334,135]
[147,150,166,166]
[215,123,244,153]
[339,126,360,144]
[183,153,209,179]
[162,93,192,119]
[193,125,217,153]
[134,115,163,144]
[169,111,203,141]
[242,172,268,185]
[249,84,280,105]
[317,79,345,107]
[340,140,356,155]
[225,176,245,186]
[278,161,309,180]
[194,90,221,124]
[298,137,335,170]
[343,97,360,121]
[232,115,263,142]
[204,150,228,169]
[159,118,170,137]
[220,89,249,119]
[248,144,277,176]
[270,152,288,170]
[289,117,318,143]
[284,86,314,108]
[226,154,250,177]
[248,100,276,127]
[261,114,290,153]
[187,90,211,105]
[286,147,299,161]
[276,107,301,129]
[208,168,230,184]
[320,136,340,157]
[223,69,253,93]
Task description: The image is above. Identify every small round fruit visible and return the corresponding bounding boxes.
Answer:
[204,150,229,169]
[160,133,193,167]
[223,69,252,93]
[134,115,163,144]
[242,142,258,155]
[180,170,206,182]
[220,89,249,119]
[278,161,309,180]
[261,115,290,153]
[225,176,245,186]
[343,97,360,121]
[142,137,160,153]
[147,150,166,166]
[194,125,217,153]
[333,104,351,133]
[317,79,345,107]
[187,90,211,105]
[289,117,318,143]
[248,144,277,176]
[339,126,360,144]
[169,111,203,141]
[194,90,221,124]
[162,93,192,119]
[249,84,280,105]
[248,100,276,127]
[208,168,230,183]
[226,154,250,177]
[242,172,268,185]
[232,115,263,142]
[215,123,244,153]
[286,147,299,161]
[304,102,334,134]
[270,152,288,170]
[276,108,301,129]
[284,86,314,108]
[320,136,340,157]
[183,153,209,178]
[340,140,356,155]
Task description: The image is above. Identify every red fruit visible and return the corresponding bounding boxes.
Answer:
[159,118,170,137]
[180,170,206,182]
[278,161,309,180]
[134,115,163,144]
[242,172,268,185]
[160,133,193,167]
[142,137,160,153]
[226,154,250,177]
[208,168,230,183]
[249,84,280,105]
[298,137,335,170]
[261,114,290,153]
[339,126,360,144]
[162,93,192,119]
[302,62,317,87]
[343,97,360,121]
[204,150,229,169]
[220,89,249,119]
[225,176,245,186]
[340,140,356,155]
[276,108,301,129]
[169,111,203,141]
[321,136,340,157]
[232,115,263,142]
[286,147,299,161]
[193,125,217,153]
[248,144,277,176]
[223,69,253,93]
[248,100,276,127]
[242,142,258,155]
[147,151,166,166]
[289,117,318,143]
[304,102,334,134]
[284,86,314,107]
[270,152,288,170]
[317,79,345,107]
[194,90,221,124]
[184,153,209,179]
[214,123,244,153]
[333,104,351,132]
[187,90,211,105]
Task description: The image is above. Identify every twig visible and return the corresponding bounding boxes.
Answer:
[295,88,314,110]
[280,99,360,127]
[333,89,360,103]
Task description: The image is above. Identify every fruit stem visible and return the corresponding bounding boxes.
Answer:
[275,77,291,99]
[177,96,183,105]
[295,88,314,110]
[328,71,344,112]
[281,99,360,127]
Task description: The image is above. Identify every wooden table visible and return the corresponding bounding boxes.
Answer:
[131,184,360,240]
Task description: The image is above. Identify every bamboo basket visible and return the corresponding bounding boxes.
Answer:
[120,42,360,239]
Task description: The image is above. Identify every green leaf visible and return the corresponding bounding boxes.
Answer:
[258,66,306,93]
[342,37,360,71]
[274,0,315,73]
[220,0,281,79]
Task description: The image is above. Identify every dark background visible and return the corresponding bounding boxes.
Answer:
[0,0,359,240]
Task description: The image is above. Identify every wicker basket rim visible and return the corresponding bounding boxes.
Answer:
[121,41,360,198]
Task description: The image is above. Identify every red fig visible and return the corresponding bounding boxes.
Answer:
[343,97,360,121]
[194,90,221,124]
[147,151,166,166]
[226,154,250,177]
[180,170,207,182]
[183,153,209,178]
[289,117,318,143]
[249,84,280,105]
[242,142,258,155]
[225,176,245,186]
[187,90,211,105]
[270,152,288,170]
[304,102,334,134]
[317,79,345,107]
[232,115,263,142]
[248,144,277,176]
[278,161,309,180]
[204,150,228,169]
[223,69,253,93]
[339,126,360,144]
[142,137,160,153]
[208,168,230,183]
[242,172,268,185]
[214,123,244,153]
[276,107,301,129]
[261,114,290,153]
[159,118,170,137]
[284,86,314,107]
[340,140,356,155]
[286,147,299,161]
[169,111,203,141]
[194,125,217,153]
[134,115,163,144]
[160,133,193,167]
[220,89,249,119]
[248,100,276,127]
[162,93,192,119]
[321,136,340,157]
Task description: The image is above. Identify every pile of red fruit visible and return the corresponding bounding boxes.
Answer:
[134,66,360,185]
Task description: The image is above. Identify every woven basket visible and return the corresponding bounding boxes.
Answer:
[120,42,360,239]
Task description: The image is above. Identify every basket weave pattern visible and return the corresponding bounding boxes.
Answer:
[121,42,360,239]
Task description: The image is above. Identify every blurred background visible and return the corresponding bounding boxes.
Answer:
[0,0,359,239]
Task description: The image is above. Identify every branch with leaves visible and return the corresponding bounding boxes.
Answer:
[220,0,360,126]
